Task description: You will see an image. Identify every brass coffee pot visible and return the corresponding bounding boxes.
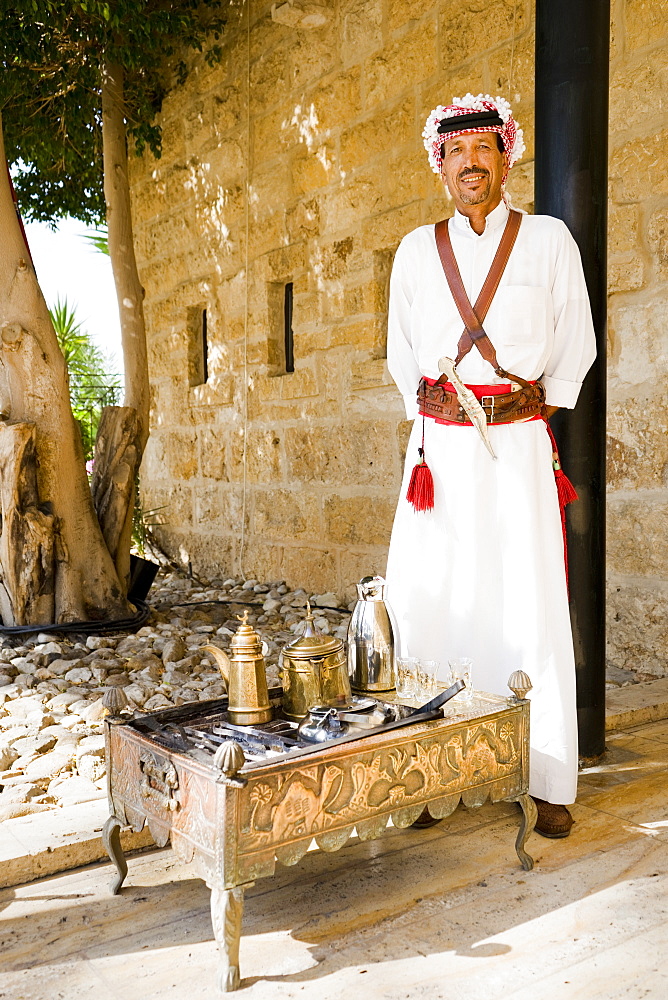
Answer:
[279,603,351,720]
[203,612,272,726]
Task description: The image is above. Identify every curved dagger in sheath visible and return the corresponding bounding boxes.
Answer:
[438,356,496,459]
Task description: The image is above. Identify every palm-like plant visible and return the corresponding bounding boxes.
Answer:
[81,226,109,256]
[48,296,122,459]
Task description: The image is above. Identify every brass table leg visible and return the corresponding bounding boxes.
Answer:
[102,815,128,894]
[513,793,537,871]
[210,885,245,992]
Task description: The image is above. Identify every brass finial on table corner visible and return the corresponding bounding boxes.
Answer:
[214,739,247,787]
[103,686,129,723]
[508,670,533,701]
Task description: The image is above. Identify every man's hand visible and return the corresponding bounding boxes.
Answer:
[545,405,560,419]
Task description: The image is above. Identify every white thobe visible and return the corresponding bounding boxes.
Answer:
[385,199,596,805]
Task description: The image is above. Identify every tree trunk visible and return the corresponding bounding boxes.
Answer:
[99,60,150,587]
[0,422,55,626]
[91,405,139,564]
[0,114,131,624]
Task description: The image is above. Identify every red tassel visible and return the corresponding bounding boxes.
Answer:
[554,467,578,507]
[406,449,434,512]
[545,422,578,592]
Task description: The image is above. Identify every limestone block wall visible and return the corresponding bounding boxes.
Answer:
[129,0,668,677]
[606,0,668,679]
[129,0,536,602]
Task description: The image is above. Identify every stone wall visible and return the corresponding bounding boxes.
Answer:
[130,0,536,602]
[606,0,668,679]
[129,0,668,676]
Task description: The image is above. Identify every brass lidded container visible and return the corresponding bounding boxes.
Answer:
[279,604,351,720]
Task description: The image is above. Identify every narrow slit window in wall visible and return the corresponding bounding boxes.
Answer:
[187,304,208,387]
[284,282,294,374]
[201,308,209,383]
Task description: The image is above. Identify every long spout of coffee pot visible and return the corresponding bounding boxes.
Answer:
[202,644,231,687]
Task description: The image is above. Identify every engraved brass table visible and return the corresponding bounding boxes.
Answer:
[103,685,537,992]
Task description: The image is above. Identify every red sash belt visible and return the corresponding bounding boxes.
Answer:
[419,376,544,426]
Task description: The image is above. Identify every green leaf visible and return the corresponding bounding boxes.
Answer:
[1,1,228,225]
[80,226,109,255]
[48,296,122,459]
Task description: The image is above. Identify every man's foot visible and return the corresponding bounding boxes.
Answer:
[532,797,574,838]
[411,806,442,829]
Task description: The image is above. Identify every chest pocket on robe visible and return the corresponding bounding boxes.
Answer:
[491,285,551,346]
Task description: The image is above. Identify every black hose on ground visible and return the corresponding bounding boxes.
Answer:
[0,599,150,637]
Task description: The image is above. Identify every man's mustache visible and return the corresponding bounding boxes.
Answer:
[458,166,490,180]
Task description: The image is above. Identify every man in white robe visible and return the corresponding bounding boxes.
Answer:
[385,94,596,837]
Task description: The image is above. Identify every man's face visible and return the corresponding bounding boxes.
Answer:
[439,131,505,212]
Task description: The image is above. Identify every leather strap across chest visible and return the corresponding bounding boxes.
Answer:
[434,208,522,376]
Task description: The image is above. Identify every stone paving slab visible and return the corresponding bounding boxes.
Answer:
[0,798,153,890]
[605,676,668,731]
[1,718,667,999]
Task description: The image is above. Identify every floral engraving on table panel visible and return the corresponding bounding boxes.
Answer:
[240,717,521,851]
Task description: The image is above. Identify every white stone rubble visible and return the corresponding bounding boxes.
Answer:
[0,569,352,819]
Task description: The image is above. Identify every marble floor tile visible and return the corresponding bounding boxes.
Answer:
[574,771,668,829]
[577,731,668,801]
[0,955,121,1000]
[624,718,668,744]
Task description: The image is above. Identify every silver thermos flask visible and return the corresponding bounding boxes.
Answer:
[347,575,397,693]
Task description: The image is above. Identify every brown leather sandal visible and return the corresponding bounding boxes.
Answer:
[411,806,442,829]
[533,797,575,839]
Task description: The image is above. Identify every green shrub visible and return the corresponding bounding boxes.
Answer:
[49,296,122,460]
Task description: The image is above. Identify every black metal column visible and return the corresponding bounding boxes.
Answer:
[535,0,609,758]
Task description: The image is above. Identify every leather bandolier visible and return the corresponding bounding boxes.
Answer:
[417,208,546,425]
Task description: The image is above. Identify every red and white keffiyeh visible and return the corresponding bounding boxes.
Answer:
[423,93,525,183]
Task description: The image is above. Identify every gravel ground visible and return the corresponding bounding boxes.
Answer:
[0,569,351,822]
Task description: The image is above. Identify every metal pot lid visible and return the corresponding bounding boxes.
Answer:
[282,603,343,660]
[356,574,386,600]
